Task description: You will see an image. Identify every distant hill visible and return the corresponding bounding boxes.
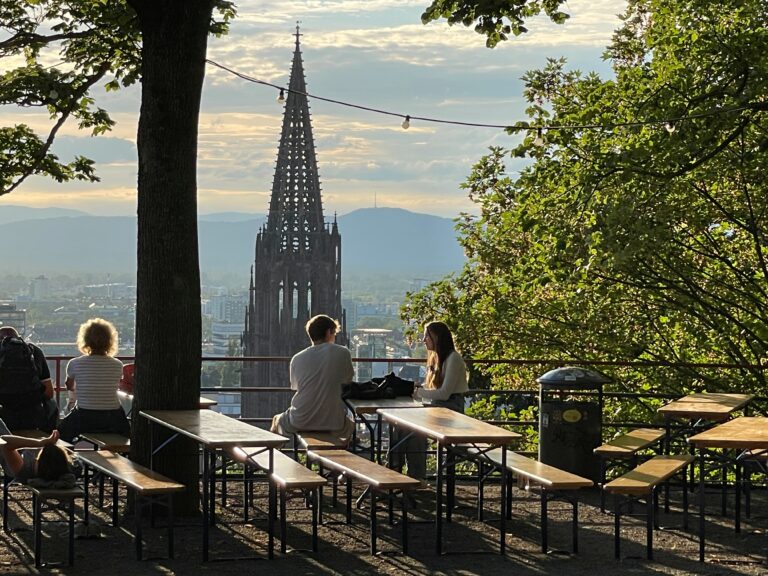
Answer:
[0,204,89,225]
[0,207,466,279]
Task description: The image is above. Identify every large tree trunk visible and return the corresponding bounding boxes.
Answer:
[127,0,215,514]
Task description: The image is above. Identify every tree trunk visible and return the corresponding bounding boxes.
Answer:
[127,0,215,515]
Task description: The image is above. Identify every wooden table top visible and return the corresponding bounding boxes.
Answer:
[688,417,768,450]
[377,407,521,445]
[657,393,754,422]
[346,396,422,414]
[120,390,217,409]
[140,409,287,449]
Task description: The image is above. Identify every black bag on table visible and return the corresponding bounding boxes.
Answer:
[0,336,48,431]
[342,372,415,400]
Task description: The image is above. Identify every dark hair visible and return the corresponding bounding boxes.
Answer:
[306,315,340,343]
[425,321,457,389]
[35,445,72,481]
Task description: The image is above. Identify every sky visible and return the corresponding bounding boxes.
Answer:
[1,0,627,219]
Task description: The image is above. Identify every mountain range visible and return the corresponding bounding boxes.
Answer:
[0,205,466,279]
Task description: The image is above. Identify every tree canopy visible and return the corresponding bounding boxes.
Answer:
[404,0,768,398]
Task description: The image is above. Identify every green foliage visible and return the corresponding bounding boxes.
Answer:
[405,0,768,417]
[421,0,569,47]
[0,0,235,196]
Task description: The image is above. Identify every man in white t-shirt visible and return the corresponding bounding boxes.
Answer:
[270,315,354,440]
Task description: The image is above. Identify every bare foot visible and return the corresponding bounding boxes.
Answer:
[44,430,60,445]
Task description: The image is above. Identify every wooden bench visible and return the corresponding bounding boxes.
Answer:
[594,428,666,512]
[306,449,421,554]
[227,447,327,553]
[604,454,694,560]
[79,433,131,454]
[30,485,84,568]
[465,446,593,553]
[2,435,74,534]
[295,432,348,451]
[76,450,185,560]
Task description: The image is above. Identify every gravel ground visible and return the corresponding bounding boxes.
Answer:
[1,480,767,576]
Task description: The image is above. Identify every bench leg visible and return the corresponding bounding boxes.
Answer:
[311,488,319,552]
[572,497,579,554]
[599,459,607,513]
[346,477,353,524]
[112,478,119,527]
[613,494,621,560]
[168,494,175,559]
[370,488,377,555]
[402,491,409,554]
[34,492,41,568]
[646,491,654,561]
[476,461,484,521]
[280,489,287,554]
[135,493,143,561]
[541,489,548,554]
[68,496,75,566]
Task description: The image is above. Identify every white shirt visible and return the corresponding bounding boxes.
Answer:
[66,354,123,410]
[420,350,469,401]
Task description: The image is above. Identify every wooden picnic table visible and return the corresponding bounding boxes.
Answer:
[688,416,768,562]
[377,407,520,555]
[140,409,287,561]
[658,393,753,423]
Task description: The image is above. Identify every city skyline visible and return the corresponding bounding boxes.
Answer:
[0,1,624,219]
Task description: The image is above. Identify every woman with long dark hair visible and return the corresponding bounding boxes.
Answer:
[392,321,468,481]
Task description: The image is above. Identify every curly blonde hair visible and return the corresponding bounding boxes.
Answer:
[77,318,118,356]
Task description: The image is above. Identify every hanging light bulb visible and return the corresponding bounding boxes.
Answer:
[401,115,410,130]
[664,121,676,134]
[277,88,285,103]
[532,127,545,147]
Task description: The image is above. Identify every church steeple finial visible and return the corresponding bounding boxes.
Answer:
[266,25,324,254]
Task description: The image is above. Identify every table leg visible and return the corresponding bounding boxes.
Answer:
[203,447,210,562]
[500,446,507,555]
[436,443,444,555]
[698,448,705,562]
[268,447,275,559]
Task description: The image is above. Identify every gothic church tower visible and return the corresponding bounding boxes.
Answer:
[241,27,346,420]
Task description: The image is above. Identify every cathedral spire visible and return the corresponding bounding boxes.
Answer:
[266,24,324,254]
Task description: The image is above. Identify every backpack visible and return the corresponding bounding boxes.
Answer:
[0,336,45,412]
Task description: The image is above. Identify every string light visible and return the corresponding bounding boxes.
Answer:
[277,88,285,103]
[205,59,755,135]
[532,127,545,147]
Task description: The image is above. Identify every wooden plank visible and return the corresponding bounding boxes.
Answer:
[604,455,694,495]
[307,449,421,491]
[79,433,130,453]
[140,409,287,449]
[228,447,326,489]
[296,432,347,450]
[346,397,422,415]
[467,448,592,490]
[76,450,185,495]
[594,428,665,456]
[688,416,768,450]
[658,393,753,422]
[377,407,521,445]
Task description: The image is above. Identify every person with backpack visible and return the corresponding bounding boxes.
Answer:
[57,318,129,442]
[0,327,57,433]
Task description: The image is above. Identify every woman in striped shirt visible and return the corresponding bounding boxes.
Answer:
[58,318,130,442]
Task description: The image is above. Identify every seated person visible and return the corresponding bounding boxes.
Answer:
[0,422,73,486]
[0,326,58,433]
[58,318,130,442]
[391,321,468,481]
[271,314,354,442]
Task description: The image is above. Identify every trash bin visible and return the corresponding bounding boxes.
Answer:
[537,366,612,482]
